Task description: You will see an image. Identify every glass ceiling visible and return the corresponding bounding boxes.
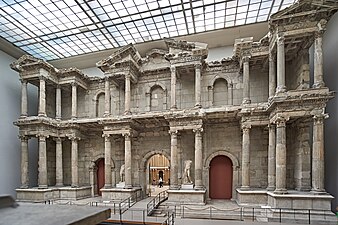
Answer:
[0,0,296,61]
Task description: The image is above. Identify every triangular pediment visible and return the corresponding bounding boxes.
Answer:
[96,44,142,71]
[10,55,53,72]
[271,0,338,22]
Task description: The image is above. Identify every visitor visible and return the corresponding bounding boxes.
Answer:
[158,177,163,188]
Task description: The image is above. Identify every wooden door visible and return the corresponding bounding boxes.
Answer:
[96,158,105,196]
[209,156,233,199]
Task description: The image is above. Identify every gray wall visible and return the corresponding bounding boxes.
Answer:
[323,12,338,212]
[0,50,38,197]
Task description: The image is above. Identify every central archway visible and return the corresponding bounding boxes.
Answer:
[209,155,233,199]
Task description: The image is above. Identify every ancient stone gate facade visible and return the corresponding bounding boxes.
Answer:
[11,0,337,221]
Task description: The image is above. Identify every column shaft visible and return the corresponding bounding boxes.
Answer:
[195,64,201,107]
[55,138,63,186]
[276,34,286,93]
[269,53,276,98]
[124,75,131,114]
[170,131,179,189]
[312,115,325,192]
[20,136,29,188]
[241,126,250,189]
[38,135,48,188]
[242,57,251,104]
[104,134,112,187]
[38,77,46,116]
[194,128,203,189]
[313,32,325,88]
[104,78,111,116]
[170,66,177,109]
[21,80,28,117]
[267,124,276,190]
[71,138,79,187]
[124,133,132,188]
[228,83,233,105]
[71,83,77,119]
[56,86,62,119]
[275,118,287,193]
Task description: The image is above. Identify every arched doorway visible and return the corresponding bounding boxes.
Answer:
[209,155,233,199]
[96,158,105,196]
[148,154,170,185]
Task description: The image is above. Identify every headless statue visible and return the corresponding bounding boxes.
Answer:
[120,164,125,182]
[183,160,192,184]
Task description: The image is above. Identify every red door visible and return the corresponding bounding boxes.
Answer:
[96,158,105,196]
[209,156,233,199]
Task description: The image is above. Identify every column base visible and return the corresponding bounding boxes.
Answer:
[170,105,177,110]
[240,186,250,190]
[55,183,64,187]
[242,99,251,104]
[312,82,325,89]
[194,185,204,190]
[71,117,77,120]
[266,186,276,191]
[169,185,180,190]
[194,104,202,108]
[123,185,133,189]
[20,115,28,119]
[311,188,327,194]
[275,85,287,94]
[20,184,29,189]
[71,184,79,188]
[38,185,48,189]
[124,111,131,115]
[273,188,288,194]
[38,113,47,117]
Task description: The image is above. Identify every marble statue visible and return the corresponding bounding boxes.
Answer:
[120,164,125,182]
[183,160,192,184]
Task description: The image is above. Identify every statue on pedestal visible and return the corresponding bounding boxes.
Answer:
[183,160,192,184]
[120,164,125,183]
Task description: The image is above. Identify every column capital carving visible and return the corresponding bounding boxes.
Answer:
[275,116,289,128]
[122,132,131,139]
[18,135,29,141]
[104,76,110,82]
[102,133,111,138]
[70,82,78,87]
[195,63,202,71]
[36,134,49,140]
[277,33,285,46]
[269,52,276,62]
[242,55,251,63]
[241,124,251,132]
[170,65,176,74]
[39,76,47,81]
[313,113,328,124]
[228,82,233,89]
[169,130,178,137]
[20,78,28,84]
[67,135,81,141]
[316,19,327,35]
[125,74,131,80]
[53,137,64,142]
[268,123,276,129]
[193,128,203,135]
[56,84,61,89]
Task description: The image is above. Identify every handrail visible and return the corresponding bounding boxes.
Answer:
[146,190,168,216]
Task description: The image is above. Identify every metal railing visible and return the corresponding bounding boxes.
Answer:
[146,190,168,216]
[161,210,175,225]
[179,205,337,224]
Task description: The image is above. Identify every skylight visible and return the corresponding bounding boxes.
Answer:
[0,0,296,61]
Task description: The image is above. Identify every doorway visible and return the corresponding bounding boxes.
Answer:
[96,158,105,196]
[146,154,170,196]
[209,155,233,199]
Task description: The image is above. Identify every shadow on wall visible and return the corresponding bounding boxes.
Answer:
[323,12,338,212]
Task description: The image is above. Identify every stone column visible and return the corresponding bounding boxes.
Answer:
[56,85,62,120]
[241,125,251,189]
[19,135,29,188]
[313,31,325,88]
[170,66,177,109]
[242,56,251,104]
[104,77,111,116]
[267,124,276,190]
[228,83,233,105]
[123,133,132,188]
[37,134,48,188]
[312,114,326,192]
[268,53,276,98]
[103,133,112,188]
[275,117,287,194]
[38,76,47,117]
[276,34,286,93]
[124,75,131,114]
[195,64,201,108]
[145,92,151,111]
[70,137,79,188]
[20,79,28,118]
[194,128,203,189]
[169,130,179,189]
[71,82,77,119]
[55,137,63,186]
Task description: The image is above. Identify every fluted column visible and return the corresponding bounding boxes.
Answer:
[37,134,48,188]
[313,30,325,88]
[242,56,251,104]
[123,133,132,188]
[267,124,276,190]
[56,85,62,120]
[275,117,287,194]
[170,130,179,189]
[194,128,203,189]
[104,77,111,116]
[71,82,77,119]
[312,114,326,192]
[228,83,233,105]
[124,75,131,114]
[55,137,63,186]
[38,77,46,117]
[170,66,177,109]
[276,34,286,93]
[241,125,251,189]
[195,64,201,108]
[19,135,29,188]
[20,79,28,118]
[268,53,276,98]
[70,137,79,187]
[104,133,112,188]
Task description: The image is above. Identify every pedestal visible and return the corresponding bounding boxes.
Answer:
[101,187,142,201]
[167,189,206,205]
[236,188,268,206]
